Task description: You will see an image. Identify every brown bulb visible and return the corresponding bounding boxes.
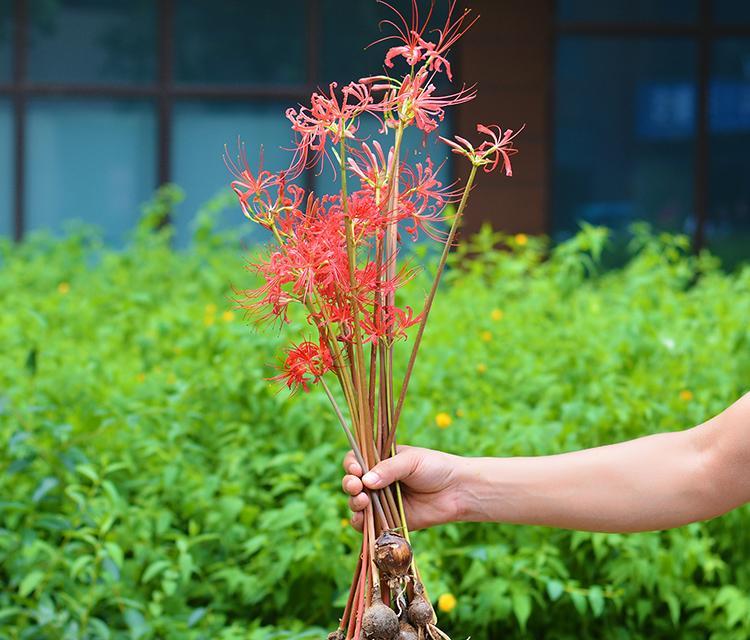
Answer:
[374,531,413,578]
[328,631,345,640]
[362,601,399,640]
[407,595,433,628]
[397,621,419,640]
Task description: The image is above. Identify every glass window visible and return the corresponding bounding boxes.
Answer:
[27,0,156,85]
[322,0,383,84]
[553,37,697,239]
[171,101,294,246]
[174,1,306,85]
[0,0,11,83]
[708,38,750,267]
[0,99,11,236]
[25,99,156,244]
[558,0,698,24]
[714,1,750,25]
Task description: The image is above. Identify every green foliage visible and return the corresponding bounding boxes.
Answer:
[1,210,749,638]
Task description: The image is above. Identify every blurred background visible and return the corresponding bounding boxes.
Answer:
[2,2,750,639]
[1,0,748,262]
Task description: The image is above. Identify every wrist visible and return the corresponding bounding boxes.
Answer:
[452,455,495,522]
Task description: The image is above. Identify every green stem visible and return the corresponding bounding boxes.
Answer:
[321,377,389,531]
[339,134,373,461]
[321,378,366,469]
[384,163,479,454]
[393,449,411,543]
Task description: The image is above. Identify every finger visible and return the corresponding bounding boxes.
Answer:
[361,448,419,489]
[348,492,370,512]
[342,474,364,497]
[342,450,363,477]
[351,512,364,532]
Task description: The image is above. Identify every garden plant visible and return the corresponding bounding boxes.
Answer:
[1,194,750,638]
[225,2,520,638]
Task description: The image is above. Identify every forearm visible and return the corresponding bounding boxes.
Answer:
[456,395,750,532]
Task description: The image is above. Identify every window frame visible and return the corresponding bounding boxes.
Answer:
[552,0,750,250]
[0,0,323,240]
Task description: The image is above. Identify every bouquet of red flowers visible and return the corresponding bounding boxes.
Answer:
[226,2,521,638]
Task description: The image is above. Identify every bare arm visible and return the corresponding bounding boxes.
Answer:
[342,393,750,533]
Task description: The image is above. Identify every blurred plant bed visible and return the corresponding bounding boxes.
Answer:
[1,189,750,638]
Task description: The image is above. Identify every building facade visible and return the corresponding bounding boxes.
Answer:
[1,1,748,263]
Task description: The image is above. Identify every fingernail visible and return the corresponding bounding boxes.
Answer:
[362,471,381,487]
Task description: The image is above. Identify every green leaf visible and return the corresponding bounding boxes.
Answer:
[32,477,59,503]
[571,591,588,616]
[141,560,171,584]
[124,609,149,640]
[105,542,124,569]
[76,464,99,484]
[70,555,94,580]
[511,587,532,632]
[19,571,44,597]
[187,607,207,628]
[588,585,605,617]
[664,592,681,626]
[546,579,564,602]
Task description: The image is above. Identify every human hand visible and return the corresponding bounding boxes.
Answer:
[341,445,467,531]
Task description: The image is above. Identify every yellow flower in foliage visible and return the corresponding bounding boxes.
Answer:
[438,593,457,613]
[57,282,70,295]
[514,233,528,246]
[204,315,215,327]
[205,303,217,314]
[340,518,350,529]
[222,310,235,323]
[491,308,504,321]
[680,389,693,402]
[481,330,492,342]
[435,412,453,429]
[477,363,487,374]
[136,372,146,384]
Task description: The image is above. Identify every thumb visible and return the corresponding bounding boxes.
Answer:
[362,449,418,489]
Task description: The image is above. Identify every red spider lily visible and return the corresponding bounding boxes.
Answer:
[440,123,524,175]
[375,0,477,81]
[234,250,297,325]
[224,144,281,223]
[286,82,383,173]
[271,340,334,393]
[398,158,457,240]
[392,69,476,132]
[223,142,309,230]
[347,141,393,191]
[237,188,402,334]
[361,304,421,344]
[378,0,435,69]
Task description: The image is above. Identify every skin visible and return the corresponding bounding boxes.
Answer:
[342,392,750,533]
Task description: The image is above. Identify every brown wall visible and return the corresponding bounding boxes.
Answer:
[454,0,553,236]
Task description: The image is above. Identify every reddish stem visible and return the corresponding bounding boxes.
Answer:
[339,552,362,633]
[351,528,368,640]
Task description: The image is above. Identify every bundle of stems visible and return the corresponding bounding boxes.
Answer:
[226,3,520,638]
